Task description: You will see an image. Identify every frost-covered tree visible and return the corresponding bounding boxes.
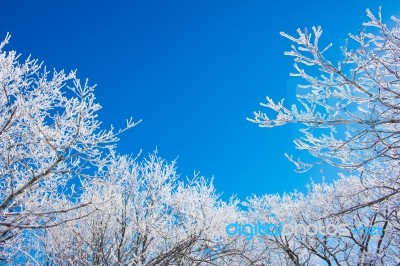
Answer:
[242,173,399,265]
[249,8,400,211]
[245,8,400,265]
[250,8,400,172]
[19,153,243,265]
[0,34,136,259]
[0,33,246,265]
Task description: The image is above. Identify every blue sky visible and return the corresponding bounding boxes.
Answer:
[1,1,399,200]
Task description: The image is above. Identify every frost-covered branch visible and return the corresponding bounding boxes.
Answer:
[250,8,400,172]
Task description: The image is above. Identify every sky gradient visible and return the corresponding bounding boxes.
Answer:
[1,1,399,200]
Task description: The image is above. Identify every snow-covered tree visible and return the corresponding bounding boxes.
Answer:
[244,8,400,265]
[0,34,137,260]
[250,8,400,173]
[239,172,399,265]
[22,152,242,265]
[249,8,400,212]
[0,33,245,265]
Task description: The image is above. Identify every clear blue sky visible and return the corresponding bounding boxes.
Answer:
[1,1,399,200]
